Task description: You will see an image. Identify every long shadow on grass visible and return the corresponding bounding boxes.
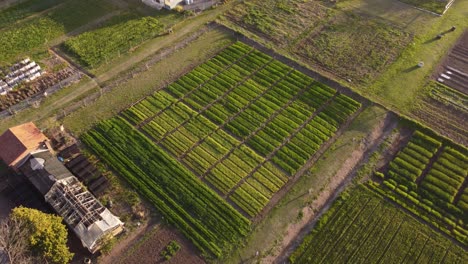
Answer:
[402,65,420,73]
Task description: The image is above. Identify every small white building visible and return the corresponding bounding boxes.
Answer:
[142,0,183,9]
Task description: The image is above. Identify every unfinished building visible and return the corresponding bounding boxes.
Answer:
[0,123,123,253]
[19,150,123,253]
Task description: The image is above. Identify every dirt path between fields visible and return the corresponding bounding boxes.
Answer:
[266,111,398,264]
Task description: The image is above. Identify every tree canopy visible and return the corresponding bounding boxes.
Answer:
[10,207,74,264]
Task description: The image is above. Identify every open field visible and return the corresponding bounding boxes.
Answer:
[0,0,117,65]
[0,0,62,29]
[221,0,412,85]
[220,0,468,145]
[370,127,468,245]
[289,185,468,263]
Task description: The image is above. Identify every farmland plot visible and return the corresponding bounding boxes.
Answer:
[0,0,62,29]
[289,186,468,263]
[119,42,361,217]
[221,0,412,84]
[371,129,468,245]
[84,42,362,257]
[0,0,115,64]
[82,117,250,259]
[63,14,166,68]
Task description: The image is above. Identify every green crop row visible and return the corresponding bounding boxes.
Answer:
[64,15,164,67]
[230,182,269,217]
[373,180,468,246]
[82,117,251,258]
[386,130,441,186]
[291,184,468,263]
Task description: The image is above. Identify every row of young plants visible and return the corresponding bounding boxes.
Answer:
[229,163,289,217]
[167,41,255,97]
[225,72,311,140]
[289,185,468,264]
[386,131,441,184]
[375,130,468,245]
[82,117,250,258]
[459,187,468,212]
[273,94,361,175]
[0,0,112,64]
[182,51,271,112]
[121,90,175,125]
[121,41,254,127]
[420,147,467,203]
[63,15,165,67]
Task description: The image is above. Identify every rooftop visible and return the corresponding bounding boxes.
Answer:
[19,150,74,195]
[0,122,47,168]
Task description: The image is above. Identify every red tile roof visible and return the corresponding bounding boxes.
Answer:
[0,122,47,168]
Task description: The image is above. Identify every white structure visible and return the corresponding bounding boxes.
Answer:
[19,150,124,253]
[0,58,43,96]
[142,0,183,9]
[45,177,124,253]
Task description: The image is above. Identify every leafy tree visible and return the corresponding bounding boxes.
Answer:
[11,207,74,264]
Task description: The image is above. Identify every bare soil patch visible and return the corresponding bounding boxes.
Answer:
[117,225,205,264]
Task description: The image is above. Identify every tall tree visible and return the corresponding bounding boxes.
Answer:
[0,215,36,264]
[10,207,74,264]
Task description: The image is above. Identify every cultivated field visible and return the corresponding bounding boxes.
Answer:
[289,186,468,263]
[221,0,412,84]
[413,81,468,146]
[119,42,361,216]
[370,128,468,245]
[63,13,166,68]
[0,0,115,65]
[82,42,362,259]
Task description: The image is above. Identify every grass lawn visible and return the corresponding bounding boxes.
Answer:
[222,105,388,263]
[398,0,449,14]
[364,0,468,112]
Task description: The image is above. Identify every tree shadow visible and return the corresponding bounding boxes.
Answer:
[423,37,439,44]
[402,65,419,73]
